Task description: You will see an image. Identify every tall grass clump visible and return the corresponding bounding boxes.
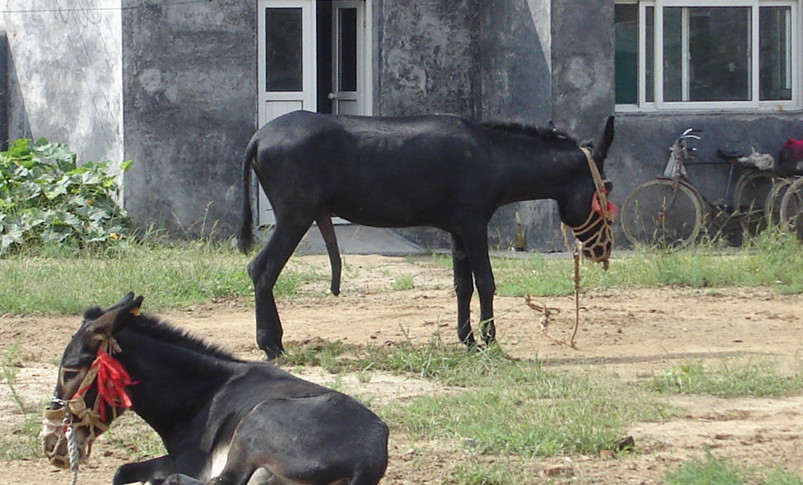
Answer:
[749,228,803,293]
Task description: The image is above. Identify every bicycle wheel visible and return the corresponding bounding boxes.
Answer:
[733,171,778,235]
[621,179,704,248]
[764,178,793,227]
[779,177,803,241]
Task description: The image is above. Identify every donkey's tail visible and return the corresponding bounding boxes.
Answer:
[238,138,258,254]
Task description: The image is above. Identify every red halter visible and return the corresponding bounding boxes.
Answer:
[71,345,137,421]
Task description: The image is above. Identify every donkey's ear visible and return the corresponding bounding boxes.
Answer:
[84,295,143,343]
[111,295,144,334]
[592,115,615,163]
[103,292,136,314]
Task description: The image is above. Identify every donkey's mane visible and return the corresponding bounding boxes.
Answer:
[126,312,241,362]
[481,121,577,144]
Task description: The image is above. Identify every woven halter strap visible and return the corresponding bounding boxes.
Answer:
[568,147,615,261]
[43,338,133,471]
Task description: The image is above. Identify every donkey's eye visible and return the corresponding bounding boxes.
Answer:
[62,371,79,382]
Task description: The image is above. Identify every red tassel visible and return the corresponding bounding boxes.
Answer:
[591,190,618,221]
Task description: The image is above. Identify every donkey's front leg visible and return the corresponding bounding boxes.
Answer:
[450,233,476,347]
[113,455,174,485]
[248,220,312,359]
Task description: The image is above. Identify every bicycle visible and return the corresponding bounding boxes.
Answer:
[620,129,778,248]
[764,139,803,240]
[778,176,803,240]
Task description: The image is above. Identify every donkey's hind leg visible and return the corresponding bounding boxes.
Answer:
[248,220,313,359]
[315,211,342,296]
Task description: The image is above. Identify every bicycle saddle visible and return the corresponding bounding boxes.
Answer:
[716,148,745,160]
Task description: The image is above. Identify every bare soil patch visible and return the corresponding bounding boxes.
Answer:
[2,254,802,484]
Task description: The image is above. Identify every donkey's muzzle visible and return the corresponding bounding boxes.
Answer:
[42,404,91,469]
[572,215,613,269]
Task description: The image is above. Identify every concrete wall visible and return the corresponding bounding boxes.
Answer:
[0,0,123,166]
[121,0,256,236]
[374,0,478,117]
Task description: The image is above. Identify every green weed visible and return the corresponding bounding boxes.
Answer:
[642,359,803,397]
[665,448,803,485]
[391,274,415,291]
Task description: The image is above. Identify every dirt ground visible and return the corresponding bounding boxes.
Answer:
[1,254,802,484]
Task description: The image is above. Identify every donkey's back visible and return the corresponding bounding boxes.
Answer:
[244,110,489,229]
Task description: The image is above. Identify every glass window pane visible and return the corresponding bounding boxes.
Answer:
[265,8,303,92]
[338,8,358,92]
[663,7,683,102]
[688,7,750,101]
[760,6,792,101]
[615,3,638,104]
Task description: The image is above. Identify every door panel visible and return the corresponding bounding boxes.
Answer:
[331,1,364,115]
[256,0,370,226]
[257,0,316,224]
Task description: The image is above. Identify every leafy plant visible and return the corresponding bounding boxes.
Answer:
[0,138,132,255]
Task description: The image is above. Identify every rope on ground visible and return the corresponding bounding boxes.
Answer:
[526,227,587,349]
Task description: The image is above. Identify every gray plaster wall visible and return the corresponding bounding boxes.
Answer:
[0,0,123,166]
[121,0,256,236]
[550,0,615,138]
[374,0,478,117]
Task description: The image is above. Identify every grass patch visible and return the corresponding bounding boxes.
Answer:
[451,461,525,485]
[384,364,669,457]
[0,230,799,316]
[0,241,327,314]
[101,413,166,461]
[665,449,749,485]
[643,359,803,397]
[281,338,675,457]
[665,449,803,485]
[0,414,42,460]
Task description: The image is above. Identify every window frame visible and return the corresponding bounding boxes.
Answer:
[615,0,802,112]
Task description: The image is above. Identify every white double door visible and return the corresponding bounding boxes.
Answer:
[257,0,371,225]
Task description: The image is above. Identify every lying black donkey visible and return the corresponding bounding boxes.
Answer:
[43,293,389,485]
[238,111,616,359]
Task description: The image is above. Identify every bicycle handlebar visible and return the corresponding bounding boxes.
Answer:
[680,128,702,141]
